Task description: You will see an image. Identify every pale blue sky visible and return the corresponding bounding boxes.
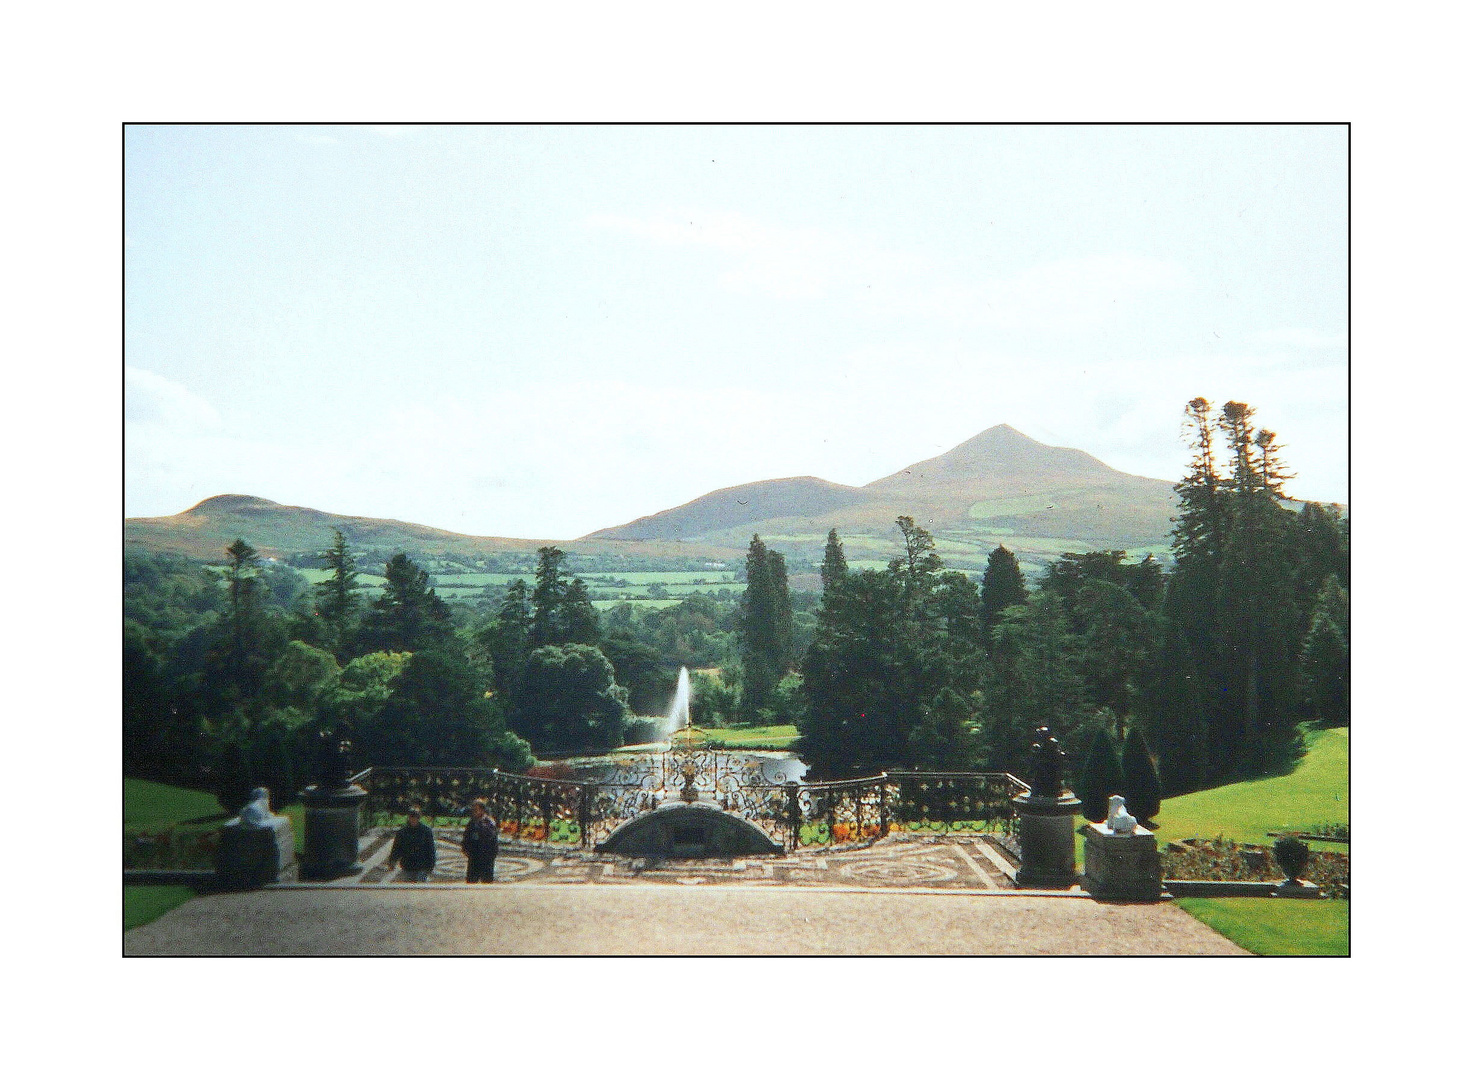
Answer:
[125,124,1347,539]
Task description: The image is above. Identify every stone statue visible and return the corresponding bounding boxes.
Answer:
[1028,726,1069,798]
[238,787,275,826]
[1106,795,1138,834]
[314,731,354,789]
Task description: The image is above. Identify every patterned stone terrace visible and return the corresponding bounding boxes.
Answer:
[296,828,1025,890]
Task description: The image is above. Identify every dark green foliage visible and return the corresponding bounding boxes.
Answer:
[690,671,739,727]
[358,553,453,653]
[1119,726,1162,821]
[357,646,532,769]
[1300,576,1349,726]
[1272,835,1312,882]
[531,547,600,648]
[1144,398,1338,791]
[1077,725,1126,823]
[820,528,848,596]
[599,632,671,716]
[979,544,1028,640]
[799,517,984,777]
[314,529,360,659]
[738,536,793,720]
[513,644,629,754]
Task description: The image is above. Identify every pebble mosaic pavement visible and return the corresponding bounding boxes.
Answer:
[320,828,1026,890]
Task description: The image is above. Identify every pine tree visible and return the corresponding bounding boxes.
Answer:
[222,538,268,698]
[1077,724,1126,823]
[1300,576,1349,726]
[820,528,848,597]
[531,546,571,648]
[979,544,1028,642]
[359,553,452,653]
[738,536,791,720]
[315,529,360,659]
[1119,726,1162,822]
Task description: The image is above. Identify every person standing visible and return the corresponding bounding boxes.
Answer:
[462,798,498,883]
[386,807,437,882]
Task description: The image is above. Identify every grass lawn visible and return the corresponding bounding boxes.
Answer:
[701,724,800,749]
[1152,727,1349,847]
[124,777,225,825]
[1174,898,1349,956]
[124,886,195,931]
[1140,727,1349,955]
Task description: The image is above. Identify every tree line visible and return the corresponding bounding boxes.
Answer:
[794,398,1348,801]
[124,397,1347,811]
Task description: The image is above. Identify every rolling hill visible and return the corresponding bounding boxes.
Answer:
[125,425,1187,579]
[584,424,1181,575]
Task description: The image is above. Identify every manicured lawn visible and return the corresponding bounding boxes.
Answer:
[124,886,195,931]
[1153,728,1349,847]
[1174,898,1349,956]
[1137,728,1349,955]
[701,724,799,749]
[124,777,225,825]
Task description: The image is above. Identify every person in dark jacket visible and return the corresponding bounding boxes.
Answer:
[387,807,437,882]
[461,798,498,883]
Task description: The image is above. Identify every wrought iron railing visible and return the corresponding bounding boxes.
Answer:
[885,771,1028,836]
[363,762,1029,851]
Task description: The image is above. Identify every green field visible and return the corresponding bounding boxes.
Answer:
[1174,898,1349,956]
[124,778,225,825]
[124,886,196,931]
[1154,728,1348,848]
[1152,727,1349,955]
[124,778,307,930]
[700,724,800,749]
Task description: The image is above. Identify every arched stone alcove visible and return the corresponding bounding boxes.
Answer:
[596,801,783,858]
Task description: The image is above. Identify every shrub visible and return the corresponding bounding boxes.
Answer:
[1077,726,1126,823]
[1273,836,1312,882]
[1120,726,1162,821]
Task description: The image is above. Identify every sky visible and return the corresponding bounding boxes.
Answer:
[125,124,1348,539]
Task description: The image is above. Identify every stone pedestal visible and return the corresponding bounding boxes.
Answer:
[215,815,295,890]
[299,783,367,881]
[1083,822,1162,900]
[1013,793,1081,888]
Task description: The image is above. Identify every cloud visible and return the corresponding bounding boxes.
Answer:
[124,366,221,432]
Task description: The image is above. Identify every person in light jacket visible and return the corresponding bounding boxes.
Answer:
[461,798,498,883]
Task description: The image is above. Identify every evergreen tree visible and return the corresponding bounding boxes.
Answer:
[530,546,600,647]
[1300,576,1349,726]
[820,528,848,597]
[979,544,1028,642]
[1119,726,1162,822]
[315,529,360,660]
[210,538,278,704]
[738,536,792,720]
[1077,724,1126,823]
[358,553,452,653]
[513,644,629,753]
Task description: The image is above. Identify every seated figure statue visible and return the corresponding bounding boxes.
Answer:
[1106,795,1138,834]
[238,787,275,827]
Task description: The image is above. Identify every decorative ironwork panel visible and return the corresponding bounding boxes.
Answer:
[886,772,1027,835]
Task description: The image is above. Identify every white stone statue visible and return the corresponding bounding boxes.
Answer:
[1106,795,1138,834]
[238,787,275,827]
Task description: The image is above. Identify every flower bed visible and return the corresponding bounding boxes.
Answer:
[1162,836,1348,899]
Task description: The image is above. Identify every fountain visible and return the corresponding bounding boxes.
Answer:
[594,666,785,858]
[665,665,692,736]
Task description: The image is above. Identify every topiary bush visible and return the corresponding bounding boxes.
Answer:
[1120,726,1162,822]
[1273,836,1312,883]
[1078,726,1126,823]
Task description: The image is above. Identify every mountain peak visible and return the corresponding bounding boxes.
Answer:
[185,494,285,514]
[865,424,1112,490]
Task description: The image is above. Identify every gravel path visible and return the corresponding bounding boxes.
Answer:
[124,884,1248,955]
